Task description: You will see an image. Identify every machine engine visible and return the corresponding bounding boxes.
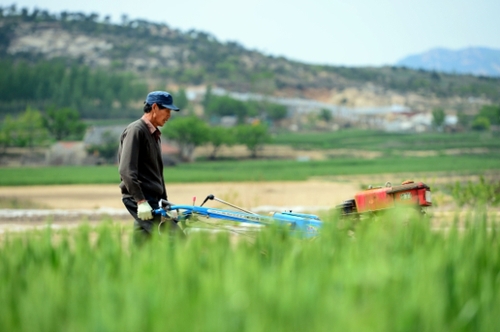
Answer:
[337,180,432,217]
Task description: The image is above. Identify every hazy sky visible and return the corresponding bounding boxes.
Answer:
[2,0,499,66]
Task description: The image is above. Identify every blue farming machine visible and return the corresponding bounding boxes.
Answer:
[153,194,322,237]
[153,180,432,237]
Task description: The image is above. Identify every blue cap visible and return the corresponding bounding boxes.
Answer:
[145,91,180,111]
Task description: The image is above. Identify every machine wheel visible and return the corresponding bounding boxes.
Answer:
[338,199,357,216]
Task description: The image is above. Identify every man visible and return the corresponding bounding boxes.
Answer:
[118,91,184,244]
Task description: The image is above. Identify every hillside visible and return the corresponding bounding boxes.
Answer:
[1,8,499,114]
[397,47,500,77]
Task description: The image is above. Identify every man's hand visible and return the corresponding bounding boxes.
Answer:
[137,201,153,220]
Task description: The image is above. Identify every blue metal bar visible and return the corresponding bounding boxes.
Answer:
[153,204,322,237]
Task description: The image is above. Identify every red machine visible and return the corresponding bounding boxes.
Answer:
[336,180,432,217]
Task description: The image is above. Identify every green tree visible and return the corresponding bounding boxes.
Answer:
[235,123,271,158]
[246,100,288,123]
[207,126,235,160]
[172,88,189,110]
[477,104,500,125]
[163,116,209,161]
[43,106,87,141]
[432,108,446,130]
[265,103,288,123]
[6,107,50,148]
[0,59,147,119]
[206,95,249,124]
[318,108,333,123]
[0,115,15,153]
[471,116,491,131]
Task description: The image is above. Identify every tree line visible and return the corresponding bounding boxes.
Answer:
[0,108,301,163]
[0,59,147,118]
[203,87,287,124]
[88,89,287,162]
[0,106,87,152]
[0,84,287,161]
[431,104,500,131]
[85,117,272,163]
[163,116,270,161]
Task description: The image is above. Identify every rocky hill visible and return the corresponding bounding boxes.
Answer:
[397,47,500,78]
[1,8,499,113]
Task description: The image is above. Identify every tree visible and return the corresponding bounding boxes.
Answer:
[172,88,189,110]
[163,116,209,161]
[206,126,235,160]
[205,95,250,124]
[319,108,333,123]
[471,116,491,131]
[0,59,147,119]
[477,104,500,125]
[5,107,50,149]
[432,108,446,130]
[235,123,271,158]
[43,106,87,141]
[246,100,288,123]
[264,103,287,123]
[0,115,15,153]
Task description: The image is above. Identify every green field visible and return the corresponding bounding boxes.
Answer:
[1,209,499,331]
[0,154,499,186]
[1,130,499,331]
[272,130,500,152]
[1,129,499,186]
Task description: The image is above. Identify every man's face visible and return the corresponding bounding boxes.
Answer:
[151,103,172,127]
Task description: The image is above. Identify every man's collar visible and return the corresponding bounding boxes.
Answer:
[141,114,157,134]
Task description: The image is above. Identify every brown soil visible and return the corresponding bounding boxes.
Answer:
[0,181,357,211]
[0,180,360,233]
[1,176,497,234]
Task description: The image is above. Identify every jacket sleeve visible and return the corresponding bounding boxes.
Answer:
[118,126,145,202]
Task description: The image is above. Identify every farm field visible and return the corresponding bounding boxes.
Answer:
[0,181,357,211]
[1,205,499,331]
[1,154,500,186]
[1,131,499,331]
[1,138,499,227]
[0,180,499,329]
[270,129,500,152]
[0,172,498,234]
[0,180,358,233]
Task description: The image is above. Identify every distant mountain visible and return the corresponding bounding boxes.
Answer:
[396,47,500,77]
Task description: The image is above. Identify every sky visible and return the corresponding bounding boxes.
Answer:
[2,0,500,67]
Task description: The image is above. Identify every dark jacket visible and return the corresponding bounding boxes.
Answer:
[118,119,167,202]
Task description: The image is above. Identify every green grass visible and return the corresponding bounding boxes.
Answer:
[272,130,500,152]
[84,118,134,126]
[1,210,499,331]
[1,154,499,186]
